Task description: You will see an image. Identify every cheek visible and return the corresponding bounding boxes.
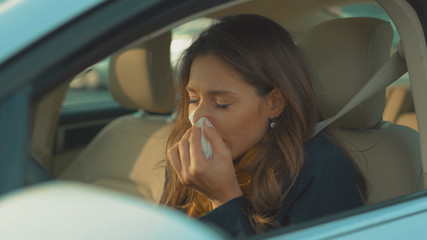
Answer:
[216,104,269,159]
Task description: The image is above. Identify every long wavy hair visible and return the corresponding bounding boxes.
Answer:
[161,14,367,233]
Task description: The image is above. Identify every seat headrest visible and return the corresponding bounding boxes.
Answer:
[300,18,393,129]
[108,32,175,114]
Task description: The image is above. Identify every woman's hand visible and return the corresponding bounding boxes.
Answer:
[168,122,243,209]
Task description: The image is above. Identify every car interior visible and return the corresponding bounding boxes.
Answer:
[60,32,175,202]
[300,16,422,204]
[26,0,425,229]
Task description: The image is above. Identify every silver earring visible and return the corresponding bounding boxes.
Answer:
[270,117,277,129]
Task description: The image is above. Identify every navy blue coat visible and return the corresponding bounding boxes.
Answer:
[199,133,364,238]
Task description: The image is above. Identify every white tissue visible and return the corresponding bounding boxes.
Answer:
[188,111,213,159]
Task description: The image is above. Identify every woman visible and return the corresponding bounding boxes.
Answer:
[161,14,367,238]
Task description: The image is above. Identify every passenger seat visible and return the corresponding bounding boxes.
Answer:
[300,17,424,204]
[60,32,174,203]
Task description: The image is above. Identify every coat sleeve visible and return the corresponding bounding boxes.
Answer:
[199,196,254,238]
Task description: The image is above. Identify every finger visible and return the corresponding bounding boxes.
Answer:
[188,126,207,174]
[167,145,183,182]
[189,126,204,157]
[178,128,192,172]
[202,121,229,154]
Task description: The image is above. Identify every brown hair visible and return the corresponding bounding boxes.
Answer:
[161,14,367,233]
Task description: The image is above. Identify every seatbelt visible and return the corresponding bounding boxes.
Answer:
[312,51,407,137]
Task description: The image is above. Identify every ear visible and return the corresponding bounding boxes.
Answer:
[266,88,287,118]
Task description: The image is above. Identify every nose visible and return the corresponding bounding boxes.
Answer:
[189,102,209,125]
[190,108,202,125]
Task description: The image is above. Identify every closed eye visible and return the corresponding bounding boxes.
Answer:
[216,104,230,109]
[188,99,199,105]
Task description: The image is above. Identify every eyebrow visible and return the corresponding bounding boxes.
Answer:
[186,86,236,96]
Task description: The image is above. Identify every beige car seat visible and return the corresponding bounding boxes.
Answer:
[300,17,423,204]
[60,32,174,203]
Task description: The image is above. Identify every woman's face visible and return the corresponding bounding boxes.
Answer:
[187,55,271,160]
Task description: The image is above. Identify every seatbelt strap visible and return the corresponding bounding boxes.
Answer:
[312,52,407,137]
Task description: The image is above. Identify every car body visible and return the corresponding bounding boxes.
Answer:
[0,0,427,239]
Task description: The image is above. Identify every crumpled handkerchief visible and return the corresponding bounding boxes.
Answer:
[188,111,213,159]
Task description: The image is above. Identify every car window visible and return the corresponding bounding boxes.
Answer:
[171,17,213,69]
[62,57,116,113]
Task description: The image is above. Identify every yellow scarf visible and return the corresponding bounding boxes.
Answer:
[187,138,264,217]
